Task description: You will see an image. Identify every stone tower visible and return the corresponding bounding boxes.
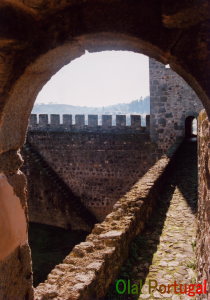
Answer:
[149,58,203,152]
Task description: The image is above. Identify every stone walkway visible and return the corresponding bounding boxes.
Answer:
[105,140,199,300]
[138,186,197,300]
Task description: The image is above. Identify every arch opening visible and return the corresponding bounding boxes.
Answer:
[0,2,209,298]
[25,50,203,286]
[0,32,209,154]
[26,50,153,286]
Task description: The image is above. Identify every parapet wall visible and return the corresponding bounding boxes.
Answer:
[35,145,178,300]
[28,114,150,132]
[26,130,159,221]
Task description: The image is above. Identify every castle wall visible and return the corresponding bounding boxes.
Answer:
[25,114,159,221]
[149,58,203,152]
[35,145,177,300]
[197,110,210,293]
[22,145,95,232]
[28,113,150,132]
[0,1,209,298]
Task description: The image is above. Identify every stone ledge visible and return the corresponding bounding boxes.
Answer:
[34,152,175,300]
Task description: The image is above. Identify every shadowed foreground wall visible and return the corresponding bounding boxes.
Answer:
[197,110,210,293]
[0,162,33,299]
[0,0,209,297]
[26,129,159,221]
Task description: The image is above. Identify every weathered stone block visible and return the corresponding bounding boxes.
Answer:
[146,115,150,130]
[158,108,166,113]
[50,114,60,125]
[160,96,167,102]
[116,115,126,127]
[63,114,72,126]
[88,115,98,127]
[75,115,85,127]
[165,113,173,118]
[131,115,141,127]
[29,114,37,126]
[39,114,48,125]
[102,115,112,127]
[158,118,166,126]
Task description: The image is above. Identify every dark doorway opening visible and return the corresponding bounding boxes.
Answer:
[185,116,197,138]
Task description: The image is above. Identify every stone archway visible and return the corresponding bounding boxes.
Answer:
[0,1,209,298]
[0,0,210,156]
[1,31,210,154]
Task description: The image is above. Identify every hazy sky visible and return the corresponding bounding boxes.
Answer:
[36,51,149,107]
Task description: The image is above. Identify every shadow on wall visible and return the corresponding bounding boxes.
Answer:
[25,131,160,222]
[24,134,160,287]
[22,141,97,232]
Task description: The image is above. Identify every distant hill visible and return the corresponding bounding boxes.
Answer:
[32,97,150,115]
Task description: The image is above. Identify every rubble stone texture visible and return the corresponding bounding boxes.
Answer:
[0,0,209,299]
[22,142,96,232]
[34,152,174,299]
[105,139,198,300]
[137,141,197,300]
[149,58,203,152]
[23,57,204,224]
[25,130,158,221]
[197,110,210,296]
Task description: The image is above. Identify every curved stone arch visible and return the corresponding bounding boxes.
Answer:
[180,110,200,124]
[0,2,209,297]
[0,32,209,154]
[185,111,200,118]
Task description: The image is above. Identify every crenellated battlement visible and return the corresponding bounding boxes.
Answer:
[28,114,150,132]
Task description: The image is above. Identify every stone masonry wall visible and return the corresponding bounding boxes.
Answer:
[26,115,159,221]
[35,145,178,300]
[197,110,210,295]
[28,113,150,132]
[22,144,96,232]
[149,58,203,152]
